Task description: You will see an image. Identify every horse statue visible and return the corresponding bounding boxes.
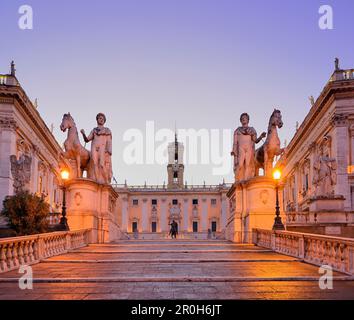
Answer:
[255,109,285,177]
[60,113,92,178]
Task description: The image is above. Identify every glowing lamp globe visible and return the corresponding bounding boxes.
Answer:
[61,170,70,181]
[273,169,281,181]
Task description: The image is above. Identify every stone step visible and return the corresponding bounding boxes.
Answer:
[107,241,233,245]
[89,243,246,247]
[71,249,273,254]
[0,275,352,283]
[42,258,300,263]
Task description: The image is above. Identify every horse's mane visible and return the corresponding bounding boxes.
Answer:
[267,109,281,134]
[63,113,76,127]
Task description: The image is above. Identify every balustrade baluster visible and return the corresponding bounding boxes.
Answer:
[18,242,25,265]
[23,241,29,263]
[12,243,19,268]
[0,244,8,272]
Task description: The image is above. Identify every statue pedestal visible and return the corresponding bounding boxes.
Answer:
[226,176,285,243]
[309,195,345,211]
[65,178,122,243]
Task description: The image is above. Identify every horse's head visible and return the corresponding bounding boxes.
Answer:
[270,109,283,129]
[60,113,74,132]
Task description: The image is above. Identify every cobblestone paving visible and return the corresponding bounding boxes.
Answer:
[0,240,353,300]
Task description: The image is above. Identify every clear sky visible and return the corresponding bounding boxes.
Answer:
[1,0,353,185]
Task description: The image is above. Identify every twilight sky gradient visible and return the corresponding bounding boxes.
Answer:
[1,0,353,185]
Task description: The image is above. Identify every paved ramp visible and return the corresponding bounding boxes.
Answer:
[0,240,353,299]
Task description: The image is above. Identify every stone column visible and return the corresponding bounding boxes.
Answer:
[160,198,168,232]
[308,142,317,197]
[142,198,148,232]
[121,196,129,232]
[0,115,18,208]
[221,194,227,230]
[293,162,300,211]
[332,114,351,210]
[183,198,189,232]
[350,124,354,173]
[201,198,208,231]
[30,145,39,193]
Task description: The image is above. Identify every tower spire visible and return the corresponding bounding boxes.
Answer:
[174,121,177,143]
[174,122,178,162]
[10,61,16,76]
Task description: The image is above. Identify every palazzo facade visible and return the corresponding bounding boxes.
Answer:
[277,65,354,237]
[114,136,231,239]
[0,70,70,227]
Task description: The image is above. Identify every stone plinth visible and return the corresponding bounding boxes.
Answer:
[226,176,284,243]
[66,178,122,243]
[309,195,345,211]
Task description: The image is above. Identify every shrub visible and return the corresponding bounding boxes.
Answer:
[1,191,50,236]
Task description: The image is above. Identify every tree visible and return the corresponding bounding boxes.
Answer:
[1,191,49,236]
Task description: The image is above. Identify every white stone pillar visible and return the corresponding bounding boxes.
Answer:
[221,195,227,230]
[122,196,129,232]
[183,198,189,232]
[332,115,351,210]
[30,146,39,193]
[142,198,148,232]
[308,142,317,197]
[201,198,208,231]
[160,198,168,232]
[0,118,18,208]
[293,163,300,211]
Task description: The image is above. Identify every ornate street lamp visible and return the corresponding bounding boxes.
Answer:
[272,169,285,230]
[60,170,70,231]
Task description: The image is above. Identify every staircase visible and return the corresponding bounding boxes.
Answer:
[0,239,353,299]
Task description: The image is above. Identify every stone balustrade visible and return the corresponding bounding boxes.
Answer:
[0,74,19,86]
[253,229,354,275]
[286,212,309,224]
[330,69,354,81]
[0,229,91,274]
[286,211,354,226]
[113,183,232,192]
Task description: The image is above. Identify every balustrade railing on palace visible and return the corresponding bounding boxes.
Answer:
[112,183,232,192]
[330,69,354,82]
[0,74,20,86]
[0,229,92,274]
[253,228,354,275]
[286,212,309,224]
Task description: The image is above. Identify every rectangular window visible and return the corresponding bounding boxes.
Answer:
[151,222,157,232]
[211,199,217,205]
[211,221,217,232]
[173,172,178,178]
[172,199,178,205]
[132,222,138,232]
[193,221,198,233]
[132,199,139,206]
[192,199,198,205]
[152,199,157,205]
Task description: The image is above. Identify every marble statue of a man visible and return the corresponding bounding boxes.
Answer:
[313,141,337,197]
[231,113,266,181]
[81,113,113,184]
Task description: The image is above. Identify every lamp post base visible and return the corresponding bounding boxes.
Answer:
[272,216,285,230]
[59,217,70,231]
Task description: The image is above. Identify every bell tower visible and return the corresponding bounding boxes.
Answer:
[167,133,184,189]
